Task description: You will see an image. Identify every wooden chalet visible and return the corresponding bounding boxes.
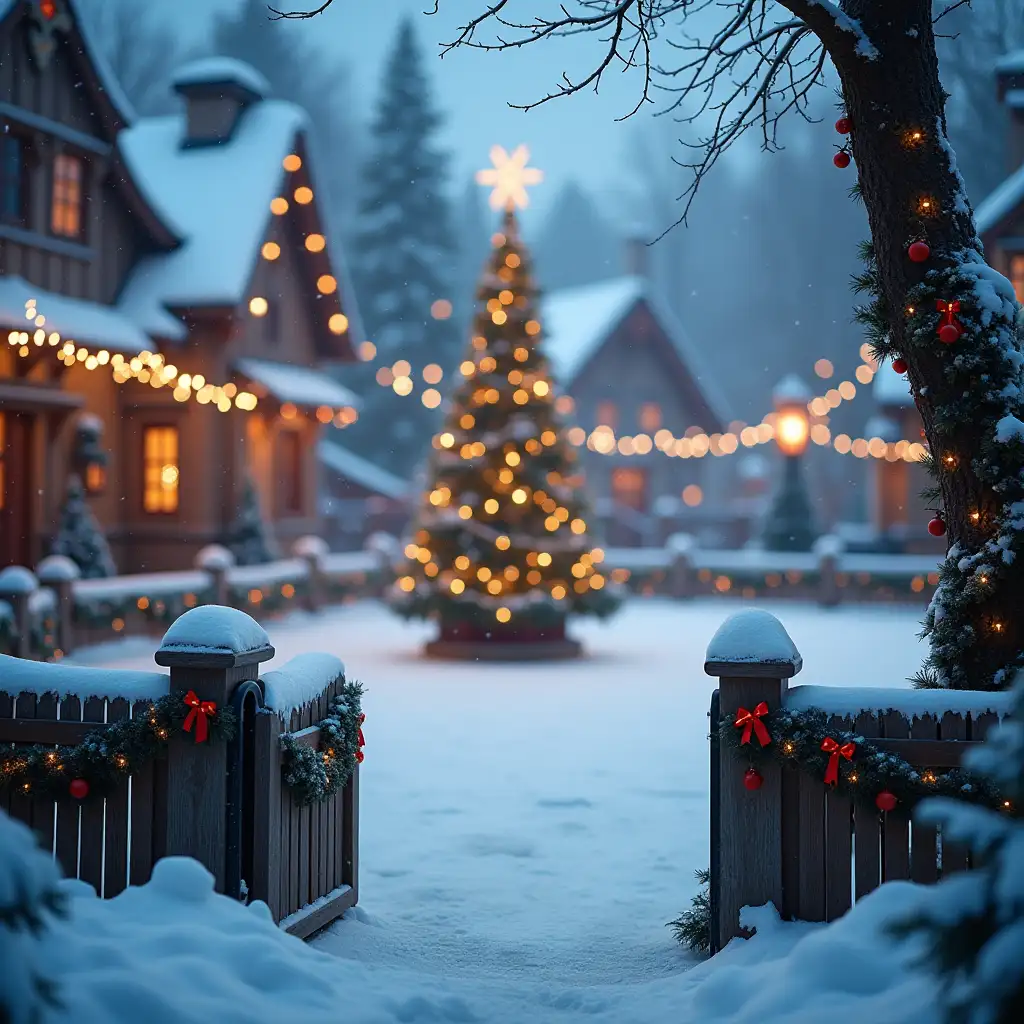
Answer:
[0,0,362,572]
[541,274,730,545]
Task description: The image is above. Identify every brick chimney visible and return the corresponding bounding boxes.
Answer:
[171,58,270,148]
[996,51,1024,173]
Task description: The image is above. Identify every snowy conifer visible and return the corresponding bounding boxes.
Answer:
[893,672,1024,1023]
[227,478,277,567]
[50,475,116,579]
[0,810,65,1024]
[345,17,458,477]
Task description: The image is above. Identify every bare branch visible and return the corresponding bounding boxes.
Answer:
[934,0,972,27]
[268,0,335,20]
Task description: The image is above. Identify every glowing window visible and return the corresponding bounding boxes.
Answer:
[611,467,648,513]
[1011,254,1024,304]
[142,426,179,514]
[638,402,661,432]
[51,153,83,238]
[281,429,303,513]
[596,400,617,430]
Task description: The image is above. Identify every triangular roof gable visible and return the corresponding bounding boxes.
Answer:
[542,276,731,431]
[117,112,357,361]
[976,164,1024,241]
[0,0,179,250]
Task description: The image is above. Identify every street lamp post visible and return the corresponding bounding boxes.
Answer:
[762,375,818,552]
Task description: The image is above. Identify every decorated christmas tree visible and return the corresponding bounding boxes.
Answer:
[50,474,116,578]
[227,477,277,566]
[393,147,618,657]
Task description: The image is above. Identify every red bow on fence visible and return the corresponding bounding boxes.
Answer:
[734,703,772,747]
[821,737,856,786]
[182,691,217,744]
[357,712,366,764]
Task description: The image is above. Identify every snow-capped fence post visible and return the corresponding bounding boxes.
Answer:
[195,545,235,608]
[704,609,802,952]
[154,606,275,891]
[667,533,695,598]
[814,535,843,608]
[0,567,39,660]
[35,556,81,657]
[293,536,328,613]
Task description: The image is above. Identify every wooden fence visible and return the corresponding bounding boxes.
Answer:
[0,606,358,938]
[704,609,1013,953]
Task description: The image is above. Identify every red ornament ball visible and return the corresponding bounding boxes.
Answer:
[743,768,764,791]
[891,357,908,374]
[835,117,851,134]
[939,323,961,344]
[833,151,851,169]
[908,241,931,263]
[69,778,89,800]
[928,516,947,538]
[875,790,898,812]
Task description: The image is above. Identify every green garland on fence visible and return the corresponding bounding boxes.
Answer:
[280,681,365,806]
[720,706,1009,814]
[0,693,236,804]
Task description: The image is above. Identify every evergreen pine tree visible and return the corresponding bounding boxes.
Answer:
[534,181,620,291]
[394,204,618,638]
[227,478,277,566]
[344,17,458,477]
[0,810,66,1024]
[892,672,1024,1022]
[50,475,116,579]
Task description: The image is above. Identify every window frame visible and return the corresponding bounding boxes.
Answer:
[141,424,180,515]
[50,150,85,240]
[280,427,304,515]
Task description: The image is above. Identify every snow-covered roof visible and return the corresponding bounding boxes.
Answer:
[541,276,732,426]
[235,358,360,410]
[319,441,409,500]
[116,100,307,318]
[1006,89,1024,110]
[873,360,915,409]
[995,49,1024,74]
[171,57,270,99]
[975,164,1024,236]
[0,275,179,351]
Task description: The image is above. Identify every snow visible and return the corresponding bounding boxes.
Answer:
[786,684,1013,720]
[235,358,361,410]
[116,100,308,320]
[995,414,1024,442]
[705,609,802,672]
[194,544,235,571]
[171,57,270,99]
[0,653,168,701]
[319,441,409,500]
[35,555,81,584]
[228,558,308,588]
[74,570,212,601]
[0,566,37,595]
[293,535,330,560]
[261,652,346,716]
[864,414,901,441]
[1005,88,1024,111]
[541,276,732,427]
[0,275,164,352]
[994,49,1024,74]
[975,164,1024,236]
[772,374,812,404]
[322,551,381,576]
[156,606,271,658]
[873,359,916,408]
[54,599,953,1022]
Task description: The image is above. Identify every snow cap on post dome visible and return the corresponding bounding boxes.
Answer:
[155,606,274,667]
[35,555,81,584]
[705,609,803,678]
[772,374,812,406]
[293,535,329,560]
[0,566,38,596]
[194,544,235,572]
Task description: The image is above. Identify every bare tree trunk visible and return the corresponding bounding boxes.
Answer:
[836,1,1023,688]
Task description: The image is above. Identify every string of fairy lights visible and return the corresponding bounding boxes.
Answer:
[4,152,358,427]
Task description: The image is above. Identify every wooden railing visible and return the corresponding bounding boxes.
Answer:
[0,606,360,938]
[704,610,1013,953]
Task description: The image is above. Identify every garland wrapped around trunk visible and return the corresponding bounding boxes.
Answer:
[720,704,1008,815]
[0,692,236,804]
[280,681,365,806]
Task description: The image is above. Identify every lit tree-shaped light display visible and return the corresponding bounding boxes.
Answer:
[394,146,618,657]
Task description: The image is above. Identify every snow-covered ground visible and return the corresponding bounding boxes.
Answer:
[48,598,940,1023]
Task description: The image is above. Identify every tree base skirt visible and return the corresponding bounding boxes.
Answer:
[424,637,583,662]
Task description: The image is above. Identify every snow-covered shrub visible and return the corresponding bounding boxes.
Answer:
[0,810,66,1024]
[891,670,1024,1023]
[668,868,711,955]
[50,475,116,579]
[227,478,277,566]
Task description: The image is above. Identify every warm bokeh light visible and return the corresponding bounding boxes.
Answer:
[422,388,441,409]
[329,313,349,335]
[294,186,313,204]
[431,299,453,320]
[682,484,703,507]
[317,274,337,294]
[305,233,326,253]
[358,340,376,361]
[775,410,809,456]
[249,297,268,317]
[261,242,280,261]
[814,358,833,379]
[283,154,302,172]
[270,197,288,215]
[423,363,443,384]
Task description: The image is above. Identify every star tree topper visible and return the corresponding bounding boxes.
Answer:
[476,145,543,211]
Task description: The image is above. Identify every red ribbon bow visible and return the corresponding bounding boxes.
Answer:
[734,703,772,747]
[821,737,856,786]
[182,691,217,744]
[936,299,963,337]
[356,712,366,764]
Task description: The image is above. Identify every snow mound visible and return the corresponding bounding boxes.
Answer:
[0,654,168,702]
[194,544,235,571]
[156,606,271,659]
[35,555,81,584]
[705,609,803,675]
[148,857,216,904]
[0,566,37,595]
[261,653,345,716]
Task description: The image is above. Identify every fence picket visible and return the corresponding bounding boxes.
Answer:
[824,715,852,921]
[972,712,999,742]
[881,712,911,882]
[796,771,825,921]
[103,698,131,898]
[939,713,970,874]
[780,765,801,920]
[853,712,881,900]
[0,692,12,820]
[326,678,340,895]
[34,693,58,856]
[9,692,38,831]
[316,689,329,902]
[298,700,312,911]
[910,714,939,883]
[289,705,302,916]
[78,697,106,894]
[55,695,82,879]
[129,699,155,887]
